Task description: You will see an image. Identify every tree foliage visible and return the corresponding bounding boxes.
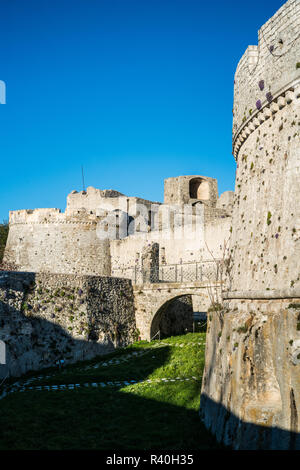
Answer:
[0,221,9,262]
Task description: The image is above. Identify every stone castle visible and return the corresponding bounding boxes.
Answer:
[0,174,232,380]
[0,0,299,451]
[3,175,233,277]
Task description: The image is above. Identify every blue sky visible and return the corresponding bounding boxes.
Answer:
[0,0,286,220]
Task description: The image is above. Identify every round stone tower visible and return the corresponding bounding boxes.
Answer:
[200,0,300,450]
[4,208,111,276]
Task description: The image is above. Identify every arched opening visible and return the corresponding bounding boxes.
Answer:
[189,178,209,200]
[150,294,208,340]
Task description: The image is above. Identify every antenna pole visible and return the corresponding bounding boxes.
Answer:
[81,166,85,192]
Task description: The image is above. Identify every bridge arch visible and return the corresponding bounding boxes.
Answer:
[133,281,217,341]
[150,293,209,340]
[150,294,193,340]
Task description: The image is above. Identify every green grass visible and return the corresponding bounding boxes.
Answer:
[0,332,220,450]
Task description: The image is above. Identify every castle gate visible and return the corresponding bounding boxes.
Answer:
[133,279,221,340]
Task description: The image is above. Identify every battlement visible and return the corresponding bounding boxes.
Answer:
[233,0,300,153]
[9,208,64,224]
[66,185,159,217]
[8,207,105,226]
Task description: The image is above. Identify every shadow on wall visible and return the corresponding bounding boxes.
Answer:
[200,393,300,450]
[0,298,112,379]
[200,312,300,450]
[0,271,136,379]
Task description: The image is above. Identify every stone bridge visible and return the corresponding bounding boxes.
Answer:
[133,280,221,340]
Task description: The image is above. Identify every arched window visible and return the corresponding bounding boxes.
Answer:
[189,178,209,200]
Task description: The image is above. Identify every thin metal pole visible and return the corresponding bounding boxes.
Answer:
[81,166,85,192]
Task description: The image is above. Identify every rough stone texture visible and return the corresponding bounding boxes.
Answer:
[200,0,300,450]
[141,242,159,283]
[230,86,300,293]
[216,191,234,216]
[0,272,136,378]
[150,295,194,339]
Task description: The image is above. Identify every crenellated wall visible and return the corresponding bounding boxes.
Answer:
[4,209,111,276]
[232,0,300,143]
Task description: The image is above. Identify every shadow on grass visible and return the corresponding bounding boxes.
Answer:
[0,329,218,449]
[0,382,220,450]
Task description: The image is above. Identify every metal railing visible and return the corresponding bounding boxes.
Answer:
[112,260,221,285]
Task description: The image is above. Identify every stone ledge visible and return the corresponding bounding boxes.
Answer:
[232,78,300,160]
[223,288,300,300]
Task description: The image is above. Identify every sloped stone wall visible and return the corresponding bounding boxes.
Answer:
[201,300,300,450]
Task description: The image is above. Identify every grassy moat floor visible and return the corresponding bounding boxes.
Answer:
[0,332,221,450]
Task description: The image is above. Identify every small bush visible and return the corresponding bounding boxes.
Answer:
[236,324,248,334]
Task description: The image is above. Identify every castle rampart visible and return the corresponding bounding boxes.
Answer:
[4,208,111,276]
[4,178,233,277]
[233,0,300,145]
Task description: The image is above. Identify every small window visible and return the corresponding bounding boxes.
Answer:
[189,178,209,200]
